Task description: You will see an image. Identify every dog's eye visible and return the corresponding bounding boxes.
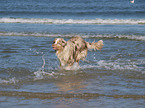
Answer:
[53,41,55,44]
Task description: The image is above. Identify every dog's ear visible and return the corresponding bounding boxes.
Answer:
[61,39,67,47]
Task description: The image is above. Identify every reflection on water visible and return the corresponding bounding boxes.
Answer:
[55,71,87,93]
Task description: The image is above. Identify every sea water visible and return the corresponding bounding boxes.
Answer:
[0,0,145,107]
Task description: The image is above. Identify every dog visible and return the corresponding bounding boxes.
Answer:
[52,36,103,70]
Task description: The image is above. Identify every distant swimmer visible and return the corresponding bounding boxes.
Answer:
[130,0,134,3]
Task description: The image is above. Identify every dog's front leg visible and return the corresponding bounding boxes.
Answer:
[60,62,65,67]
[75,59,80,67]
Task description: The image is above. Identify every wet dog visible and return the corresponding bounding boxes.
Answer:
[52,36,103,70]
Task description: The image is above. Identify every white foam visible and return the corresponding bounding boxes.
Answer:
[60,62,81,70]
[80,58,145,73]
[0,18,145,25]
[0,77,19,84]
[97,59,145,72]
[33,70,56,80]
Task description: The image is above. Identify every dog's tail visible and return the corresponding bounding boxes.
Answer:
[86,40,104,50]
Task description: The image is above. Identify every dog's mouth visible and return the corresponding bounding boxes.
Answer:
[52,47,57,50]
[52,44,64,51]
[52,44,61,50]
[52,44,57,50]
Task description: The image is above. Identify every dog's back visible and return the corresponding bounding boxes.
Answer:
[69,36,88,63]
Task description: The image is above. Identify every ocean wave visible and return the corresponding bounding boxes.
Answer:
[82,59,145,74]
[0,32,145,41]
[0,18,145,25]
[96,59,144,72]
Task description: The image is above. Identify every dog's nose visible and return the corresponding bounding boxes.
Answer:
[52,44,55,47]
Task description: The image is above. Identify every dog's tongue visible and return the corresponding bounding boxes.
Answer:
[52,44,57,50]
[52,46,58,50]
[53,47,57,50]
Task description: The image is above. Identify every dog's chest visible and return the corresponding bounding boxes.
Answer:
[56,44,75,63]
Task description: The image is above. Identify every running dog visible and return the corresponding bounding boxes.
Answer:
[52,36,103,70]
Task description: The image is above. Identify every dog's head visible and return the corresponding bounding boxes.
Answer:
[52,38,67,51]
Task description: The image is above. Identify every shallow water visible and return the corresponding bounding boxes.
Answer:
[0,0,145,107]
[0,36,145,107]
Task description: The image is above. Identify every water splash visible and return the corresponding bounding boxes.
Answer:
[97,59,145,73]
[80,59,145,73]
[0,77,19,84]
[34,55,47,79]
[33,54,60,80]
[60,62,81,71]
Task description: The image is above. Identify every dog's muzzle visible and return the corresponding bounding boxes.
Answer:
[52,44,56,50]
[52,44,60,50]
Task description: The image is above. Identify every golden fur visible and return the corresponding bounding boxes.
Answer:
[52,36,103,70]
